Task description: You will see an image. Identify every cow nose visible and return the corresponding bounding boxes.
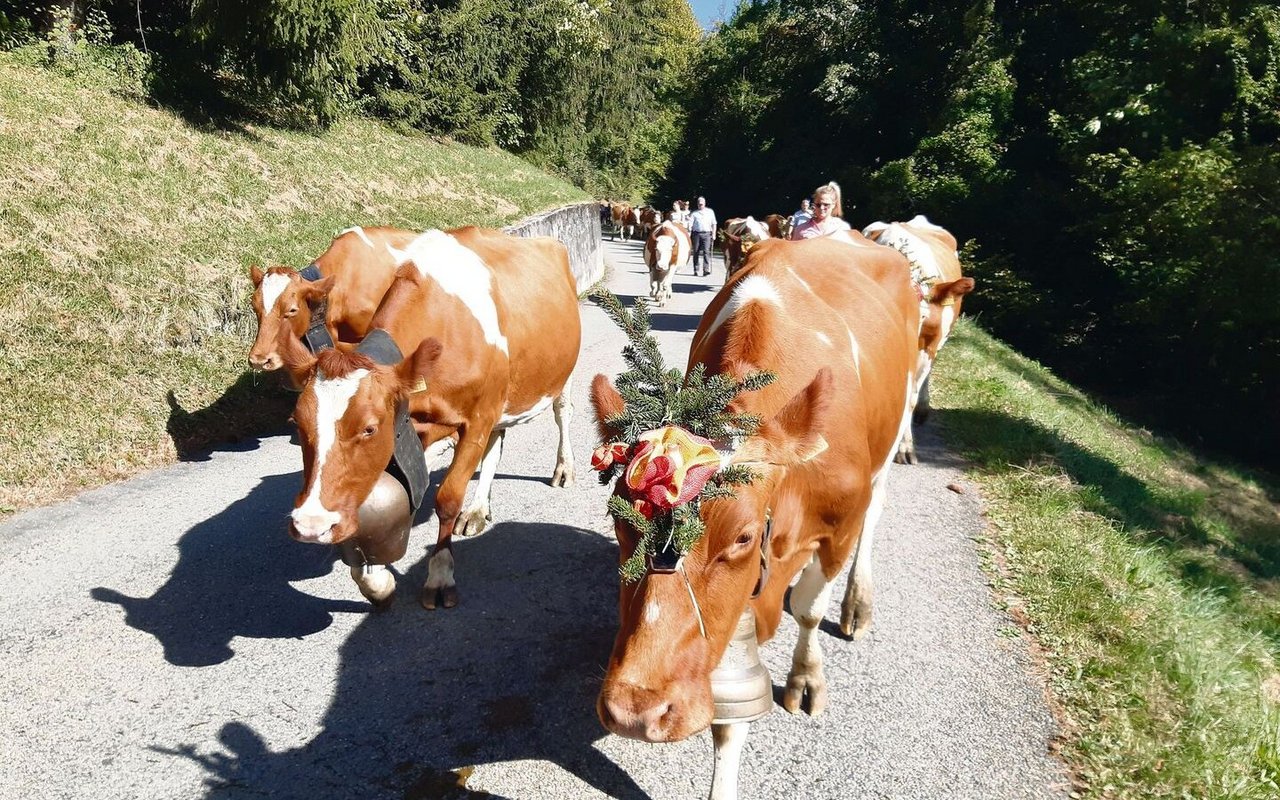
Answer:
[290,508,340,542]
[599,689,674,742]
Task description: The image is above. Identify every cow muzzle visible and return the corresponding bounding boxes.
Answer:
[248,350,282,371]
[597,679,713,743]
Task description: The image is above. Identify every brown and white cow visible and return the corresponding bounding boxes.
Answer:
[720,217,771,283]
[643,221,691,307]
[609,203,632,241]
[639,206,663,240]
[763,213,790,241]
[287,227,582,609]
[862,215,974,464]
[591,235,919,800]
[248,226,410,387]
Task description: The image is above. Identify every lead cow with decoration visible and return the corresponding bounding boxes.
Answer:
[589,231,920,799]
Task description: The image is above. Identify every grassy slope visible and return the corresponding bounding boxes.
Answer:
[0,52,587,513]
[932,319,1280,798]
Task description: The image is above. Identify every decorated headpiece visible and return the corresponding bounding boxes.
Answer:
[591,290,775,582]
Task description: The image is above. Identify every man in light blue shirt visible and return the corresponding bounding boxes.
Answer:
[688,196,717,277]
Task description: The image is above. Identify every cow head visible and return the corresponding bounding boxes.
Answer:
[248,265,334,372]
[589,368,833,742]
[919,276,975,363]
[288,339,442,545]
[653,233,676,269]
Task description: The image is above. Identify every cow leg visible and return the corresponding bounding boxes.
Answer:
[349,564,395,607]
[897,357,932,464]
[550,378,576,488]
[422,429,491,610]
[840,463,891,638]
[783,554,835,715]
[458,430,505,538]
[709,722,749,800]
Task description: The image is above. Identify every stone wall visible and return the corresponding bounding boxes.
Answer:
[503,201,603,291]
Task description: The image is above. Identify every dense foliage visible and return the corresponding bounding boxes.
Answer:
[0,0,699,197]
[663,0,1280,468]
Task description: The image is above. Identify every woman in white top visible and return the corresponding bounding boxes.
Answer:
[790,182,852,239]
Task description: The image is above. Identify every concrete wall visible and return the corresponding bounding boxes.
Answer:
[503,201,603,292]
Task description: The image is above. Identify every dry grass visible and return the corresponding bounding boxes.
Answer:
[0,52,587,514]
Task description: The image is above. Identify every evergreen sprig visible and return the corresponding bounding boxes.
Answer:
[591,288,776,582]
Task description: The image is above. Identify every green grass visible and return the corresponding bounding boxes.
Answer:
[932,318,1280,798]
[0,50,587,513]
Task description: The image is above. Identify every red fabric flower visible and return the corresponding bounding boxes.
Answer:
[623,427,721,510]
[591,442,630,471]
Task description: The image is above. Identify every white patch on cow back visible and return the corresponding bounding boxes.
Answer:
[260,273,291,313]
[497,396,553,429]
[339,226,375,249]
[906,214,947,233]
[700,274,784,346]
[862,221,890,240]
[388,231,509,354]
[292,368,369,537]
[846,326,862,383]
[645,601,661,624]
[815,331,832,346]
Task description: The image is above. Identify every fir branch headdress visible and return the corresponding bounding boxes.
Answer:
[590,289,775,583]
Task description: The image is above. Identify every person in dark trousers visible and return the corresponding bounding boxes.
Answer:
[688,196,717,277]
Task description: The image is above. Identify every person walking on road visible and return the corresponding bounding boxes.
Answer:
[790,182,851,239]
[789,198,812,231]
[689,196,716,276]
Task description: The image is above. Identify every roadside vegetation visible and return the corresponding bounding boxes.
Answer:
[932,319,1280,799]
[0,50,586,513]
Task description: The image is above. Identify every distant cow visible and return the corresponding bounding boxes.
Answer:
[638,206,662,239]
[287,227,582,609]
[720,217,771,283]
[591,235,920,800]
[763,213,790,240]
[249,226,409,387]
[643,221,690,307]
[609,203,632,241]
[862,215,974,463]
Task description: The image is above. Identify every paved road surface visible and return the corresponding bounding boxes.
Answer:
[0,235,1070,799]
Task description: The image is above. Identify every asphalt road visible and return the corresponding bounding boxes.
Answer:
[0,235,1070,800]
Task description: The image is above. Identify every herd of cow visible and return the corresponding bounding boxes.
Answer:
[246,214,972,799]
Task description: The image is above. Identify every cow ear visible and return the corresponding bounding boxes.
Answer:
[301,274,335,302]
[590,374,626,442]
[398,338,443,392]
[742,368,834,466]
[931,277,974,302]
[250,264,265,287]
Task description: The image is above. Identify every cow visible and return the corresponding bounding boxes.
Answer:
[639,206,663,240]
[248,226,409,388]
[719,217,771,283]
[287,227,583,609]
[763,213,790,241]
[590,234,920,800]
[643,221,691,307]
[609,203,632,241]
[862,215,974,464]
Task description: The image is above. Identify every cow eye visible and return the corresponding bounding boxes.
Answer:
[284,307,298,317]
[734,532,754,547]
[361,424,377,438]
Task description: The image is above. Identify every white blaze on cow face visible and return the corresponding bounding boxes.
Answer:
[645,601,661,624]
[655,235,675,267]
[291,368,369,542]
[260,272,291,313]
[388,231,509,354]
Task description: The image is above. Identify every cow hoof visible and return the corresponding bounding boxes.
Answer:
[367,590,396,611]
[840,599,872,640]
[458,507,489,537]
[783,672,827,716]
[894,447,918,465]
[420,584,459,610]
[551,464,575,488]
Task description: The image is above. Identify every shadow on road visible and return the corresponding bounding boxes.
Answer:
[165,372,296,463]
[91,470,367,667]
[154,521,648,800]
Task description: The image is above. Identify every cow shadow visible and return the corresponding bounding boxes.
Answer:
[156,522,648,800]
[165,371,296,462]
[91,470,368,667]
